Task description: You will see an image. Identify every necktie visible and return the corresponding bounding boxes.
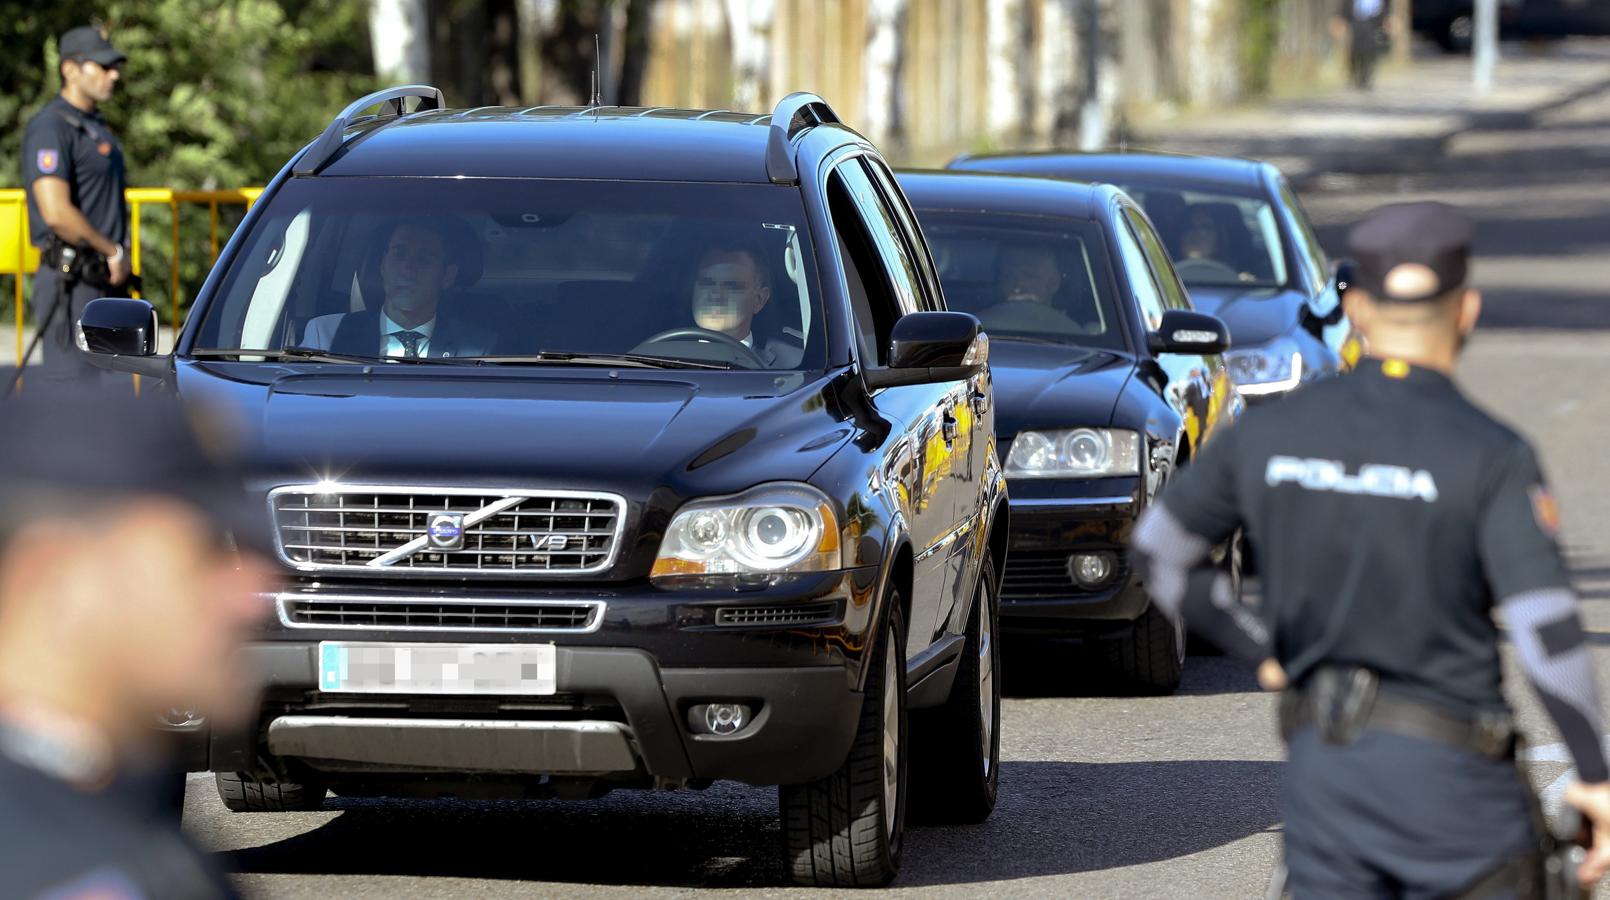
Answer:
[392,330,425,358]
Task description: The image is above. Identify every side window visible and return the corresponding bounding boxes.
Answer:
[1124,208,1192,311]
[1279,180,1329,294]
[1112,214,1168,332]
[836,159,923,316]
[828,168,902,366]
[862,157,944,311]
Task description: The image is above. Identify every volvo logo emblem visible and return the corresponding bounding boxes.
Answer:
[427,513,466,550]
[529,533,569,552]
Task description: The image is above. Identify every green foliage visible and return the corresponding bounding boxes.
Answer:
[1,0,376,320]
[1240,0,1283,98]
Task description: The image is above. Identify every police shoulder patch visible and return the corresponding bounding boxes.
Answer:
[1529,484,1561,537]
[35,149,59,175]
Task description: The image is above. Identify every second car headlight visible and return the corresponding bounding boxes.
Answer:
[1005,428,1140,478]
[651,483,841,580]
[1226,337,1304,396]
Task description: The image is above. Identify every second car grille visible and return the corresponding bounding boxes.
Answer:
[1001,551,1129,600]
[278,595,605,632]
[270,487,625,577]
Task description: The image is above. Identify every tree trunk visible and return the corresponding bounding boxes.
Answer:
[725,0,776,113]
[1036,0,1080,146]
[486,0,522,106]
[986,0,1028,141]
[1078,0,1121,150]
[369,0,430,84]
[861,0,909,149]
[617,0,655,106]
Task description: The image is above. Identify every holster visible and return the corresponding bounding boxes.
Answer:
[39,237,140,294]
[1278,665,1379,745]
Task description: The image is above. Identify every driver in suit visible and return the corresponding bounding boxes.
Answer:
[688,242,801,367]
[301,217,496,359]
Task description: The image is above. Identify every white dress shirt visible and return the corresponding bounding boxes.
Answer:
[381,312,436,358]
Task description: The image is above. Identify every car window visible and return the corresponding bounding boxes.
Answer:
[914,210,1126,352]
[835,159,923,316]
[193,178,824,371]
[861,158,944,311]
[1278,179,1329,294]
[828,167,903,367]
[1112,214,1167,332]
[1118,181,1289,289]
[1124,207,1193,312]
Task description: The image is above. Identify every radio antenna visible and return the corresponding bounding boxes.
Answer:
[591,33,603,108]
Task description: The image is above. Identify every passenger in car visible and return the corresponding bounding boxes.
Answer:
[689,241,802,367]
[975,243,1094,336]
[300,217,497,359]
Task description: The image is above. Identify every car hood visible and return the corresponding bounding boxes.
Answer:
[1183,284,1306,348]
[173,362,856,498]
[986,341,1135,436]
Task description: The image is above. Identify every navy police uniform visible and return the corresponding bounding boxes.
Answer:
[1131,202,1607,897]
[20,26,129,385]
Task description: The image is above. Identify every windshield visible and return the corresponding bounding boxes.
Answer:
[193,178,824,370]
[913,212,1126,352]
[1115,182,1288,289]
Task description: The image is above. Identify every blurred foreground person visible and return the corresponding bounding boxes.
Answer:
[0,390,271,898]
[1130,202,1610,897]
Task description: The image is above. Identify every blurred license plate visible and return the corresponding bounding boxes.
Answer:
[317,642,556,695]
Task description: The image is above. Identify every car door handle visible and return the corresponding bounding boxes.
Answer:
[969,383,989,415]
[942,412,958,445]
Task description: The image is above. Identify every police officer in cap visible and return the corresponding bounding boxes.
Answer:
[21,24,131,384]
[1129,201,1610,895]
[0,390,271,897]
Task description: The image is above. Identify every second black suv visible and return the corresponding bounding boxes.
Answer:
[79,87,1007,886]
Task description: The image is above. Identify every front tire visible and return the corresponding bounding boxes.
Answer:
[215,772,327,812]
[780,596,907,886]
[1099,601,1185,695]
[911,556,1000,824]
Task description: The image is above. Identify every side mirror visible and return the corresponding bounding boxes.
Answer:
[865,311,988,389]
[1147,309,1231,356]
[78,297,160,357]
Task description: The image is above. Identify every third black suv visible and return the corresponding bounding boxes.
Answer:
[78,87,1007,886]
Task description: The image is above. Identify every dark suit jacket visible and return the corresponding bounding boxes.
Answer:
[300,309,499,359]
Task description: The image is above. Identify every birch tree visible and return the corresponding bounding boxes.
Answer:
[986,0,1028,141]
[1035,0,1081,146]
[862,0,909,148]
[725,0,776,113]
[368,0,429,84]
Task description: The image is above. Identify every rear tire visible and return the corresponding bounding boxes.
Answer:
[215,772,328,812]
[1099,601,1185,695]
[780,597,907,886]
[910,556,1000,825]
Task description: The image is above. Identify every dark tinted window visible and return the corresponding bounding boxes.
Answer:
[862,158,944,311]
[1112,215,1167,332]
[914,211,1126,352]
[836,159,923,316]
[194,178,824,370]
[1124,208,1193,311]
[828,168,903,366]
[1115,180,1288,288]
[1278,179,1329,294]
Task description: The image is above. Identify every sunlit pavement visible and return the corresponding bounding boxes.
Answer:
[182,48,1610,899]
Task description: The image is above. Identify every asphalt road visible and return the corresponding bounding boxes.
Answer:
[185,70,1610,899]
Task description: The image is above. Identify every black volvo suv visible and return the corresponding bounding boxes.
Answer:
[77,86,1007,886]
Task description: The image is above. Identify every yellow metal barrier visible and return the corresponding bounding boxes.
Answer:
[2,187,263,365]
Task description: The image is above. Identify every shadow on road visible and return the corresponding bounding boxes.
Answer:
[1002,641,1262,698]
[218,758,1283,888]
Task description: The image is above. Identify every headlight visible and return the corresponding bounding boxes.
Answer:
[1226,338,1304,396]
[651,483,841,580]
[1005,428,1140,478]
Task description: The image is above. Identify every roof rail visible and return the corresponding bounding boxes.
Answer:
[765,92,840,185]
[293,84,445,176]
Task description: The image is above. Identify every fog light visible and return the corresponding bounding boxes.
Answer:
[689,702,753,736]
[1069,552,1116,588]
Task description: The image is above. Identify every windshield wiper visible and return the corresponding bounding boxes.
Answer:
[190,347,459,365]
[458,351,734,370]
[987,333,1094,349]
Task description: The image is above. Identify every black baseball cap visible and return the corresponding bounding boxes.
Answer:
[1345,201,1474,303]
[0,389,270,555]
[59,25,127,67]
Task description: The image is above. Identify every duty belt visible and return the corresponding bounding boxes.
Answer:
[1279,666,1517,760]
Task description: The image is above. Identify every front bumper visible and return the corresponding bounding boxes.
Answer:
[996,479,1151,632]
[181,569,879,787]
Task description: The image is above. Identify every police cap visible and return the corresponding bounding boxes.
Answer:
[1345,201,1474,303]
[0,390,270,555]
[59,25,127,68]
